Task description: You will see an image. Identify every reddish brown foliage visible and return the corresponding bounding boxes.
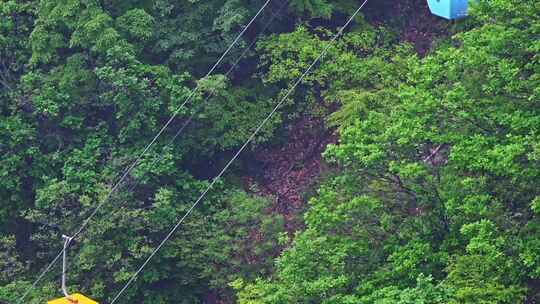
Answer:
[366,0,448,55]
[243,117,336,232]
[397,0,448,55]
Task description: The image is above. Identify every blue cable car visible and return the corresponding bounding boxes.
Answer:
[427,0,469,20]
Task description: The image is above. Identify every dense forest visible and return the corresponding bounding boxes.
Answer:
[1,0,539,303]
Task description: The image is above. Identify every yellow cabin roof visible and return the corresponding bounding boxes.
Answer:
[48,293,98,304]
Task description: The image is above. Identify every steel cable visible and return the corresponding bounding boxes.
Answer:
[110,1,369,302]
[17,1,272,302]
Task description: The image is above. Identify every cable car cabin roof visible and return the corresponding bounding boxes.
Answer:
[427,0,468,20]
[48,293,98,304]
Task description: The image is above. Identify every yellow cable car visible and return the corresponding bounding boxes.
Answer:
[48,293,98,304]
[48,236,98,304]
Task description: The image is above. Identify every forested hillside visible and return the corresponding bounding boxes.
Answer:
[1,0,539,303]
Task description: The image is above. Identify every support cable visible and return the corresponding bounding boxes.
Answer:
[110,1,369,302]
[17,1,271,302]
[126,1,288,190]
[61,235,73,299]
